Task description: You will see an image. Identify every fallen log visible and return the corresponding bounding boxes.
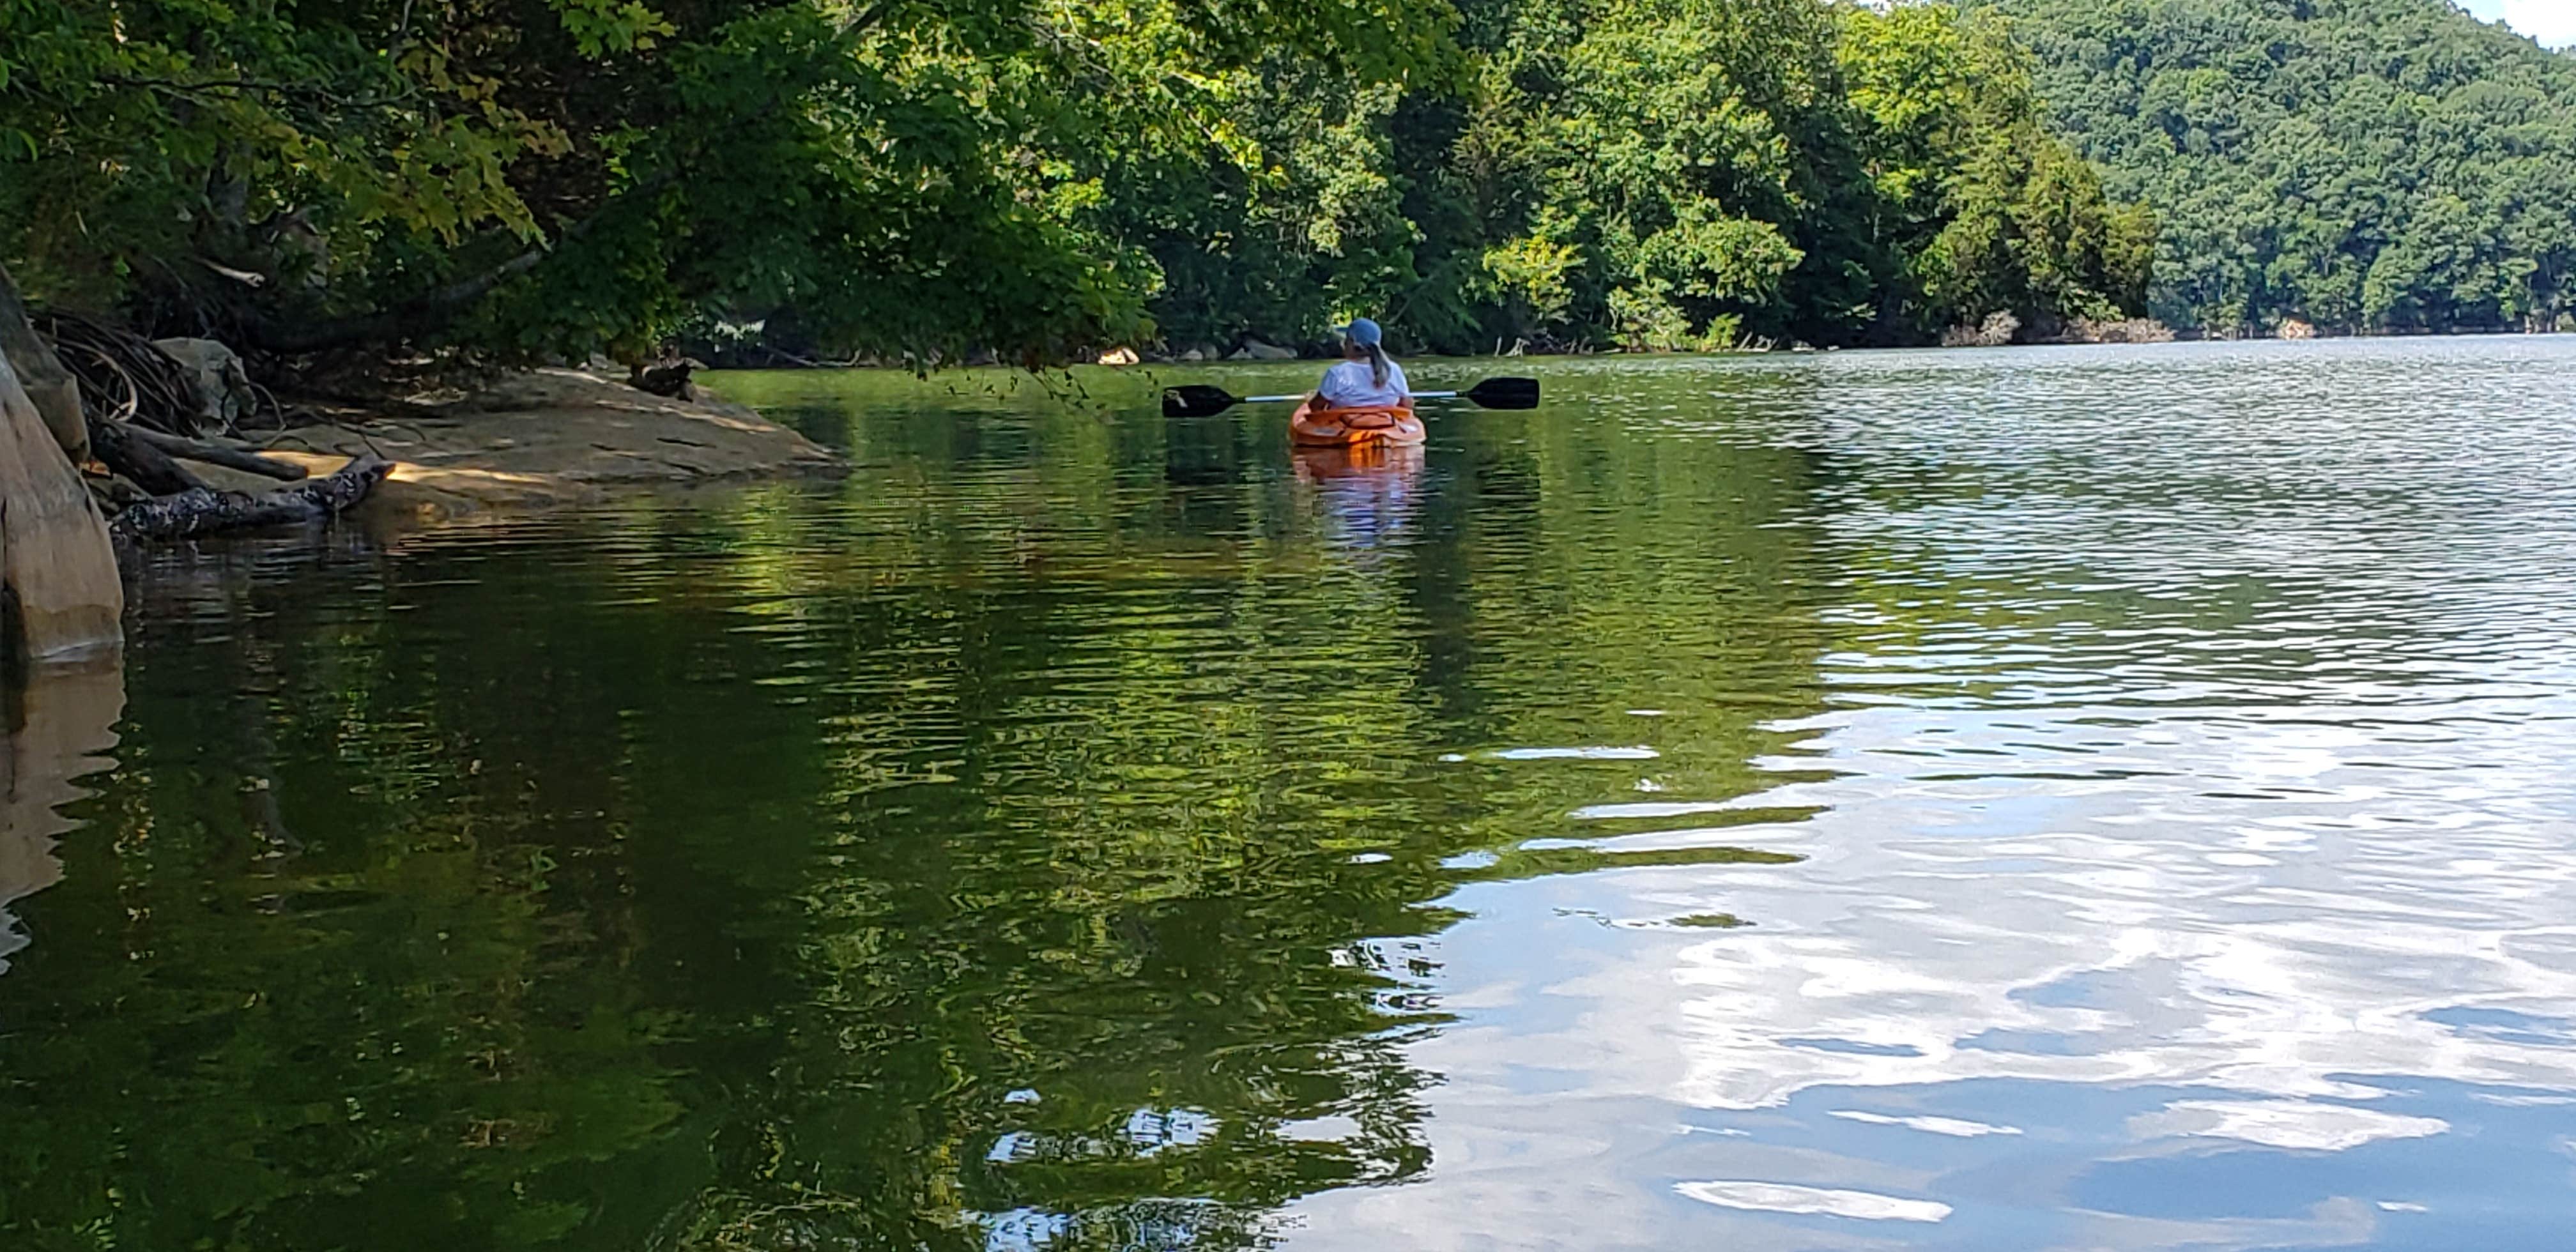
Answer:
[124,425,308,481]
[89,418,209,496]
[111,455,390,545]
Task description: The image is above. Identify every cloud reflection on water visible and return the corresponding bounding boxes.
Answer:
[1290,340,2576,1250]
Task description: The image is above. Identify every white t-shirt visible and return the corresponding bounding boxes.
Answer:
[1316,358,1410,409]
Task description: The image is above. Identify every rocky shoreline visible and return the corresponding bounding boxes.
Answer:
[3,292,841,669]
[218,368,845,529]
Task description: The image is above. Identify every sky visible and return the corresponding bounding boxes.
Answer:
[2465,0,2576,47]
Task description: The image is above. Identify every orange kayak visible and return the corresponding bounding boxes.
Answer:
[1292,406,1425,448]
[1293,439,1423,481]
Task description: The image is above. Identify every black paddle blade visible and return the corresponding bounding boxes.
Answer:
[1464,376,1541,409]
[1163,385,1239,418]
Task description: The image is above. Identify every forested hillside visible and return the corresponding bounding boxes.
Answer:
[1,0,2152,362]
[1993,0,2576,335]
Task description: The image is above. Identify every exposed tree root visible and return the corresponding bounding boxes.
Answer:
[35,311,204,434]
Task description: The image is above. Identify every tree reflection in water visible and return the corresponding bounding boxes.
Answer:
[0,365,1829,1251]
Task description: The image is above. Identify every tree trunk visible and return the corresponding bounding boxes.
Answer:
[0,263,88,463]
[0,351,125,662]
[110,455,390,545]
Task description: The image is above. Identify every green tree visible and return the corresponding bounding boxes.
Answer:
[0,0,1453,363]
[1100,0,2156,353]
[1993,0,2576,335]
[3,0,2159,359]
[1841,1,2156,337]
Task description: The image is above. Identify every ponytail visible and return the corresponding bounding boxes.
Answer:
[1366,342,1390,389]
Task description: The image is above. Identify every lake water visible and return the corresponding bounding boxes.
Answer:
[6,339,2575,1250]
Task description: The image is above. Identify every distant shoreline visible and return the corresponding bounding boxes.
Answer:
[705,326,2576,376]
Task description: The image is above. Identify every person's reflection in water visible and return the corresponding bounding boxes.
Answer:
[1294,441,1425,557]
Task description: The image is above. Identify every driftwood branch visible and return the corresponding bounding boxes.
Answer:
[111,455,390,545]
[36,310,204,433]
[840,0,896,34]
[89,419,210,496]
[125,425,309,480]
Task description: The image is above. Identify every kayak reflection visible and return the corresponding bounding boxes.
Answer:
[1293,441,1425,553]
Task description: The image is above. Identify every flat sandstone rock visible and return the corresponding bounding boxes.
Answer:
[224,368,842,525]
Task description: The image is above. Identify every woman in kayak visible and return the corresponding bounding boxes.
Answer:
[1294,317,1425,447]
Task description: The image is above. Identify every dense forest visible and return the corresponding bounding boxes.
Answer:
[17,0,2573,358]
[1101,0,2156,354]
[1993,0,2576,336]
[0,0,2152,360]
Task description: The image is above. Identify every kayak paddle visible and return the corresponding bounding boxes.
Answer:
[1162,376,1540,418]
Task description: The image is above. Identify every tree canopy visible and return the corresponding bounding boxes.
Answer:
[1991,0,2576,335]
[1,0,2154,360]
[1096,0,2155,353]
[0,0,1445,363]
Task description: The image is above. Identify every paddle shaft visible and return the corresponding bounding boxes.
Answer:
[1240,390,1460,404]
[1162,376,1531,417]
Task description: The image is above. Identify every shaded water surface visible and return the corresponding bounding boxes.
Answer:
[5,339,2575,1249]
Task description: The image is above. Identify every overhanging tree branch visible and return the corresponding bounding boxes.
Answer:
[245,172,680,354]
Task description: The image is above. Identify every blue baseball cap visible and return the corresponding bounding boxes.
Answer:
[1338,317,1383,346]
